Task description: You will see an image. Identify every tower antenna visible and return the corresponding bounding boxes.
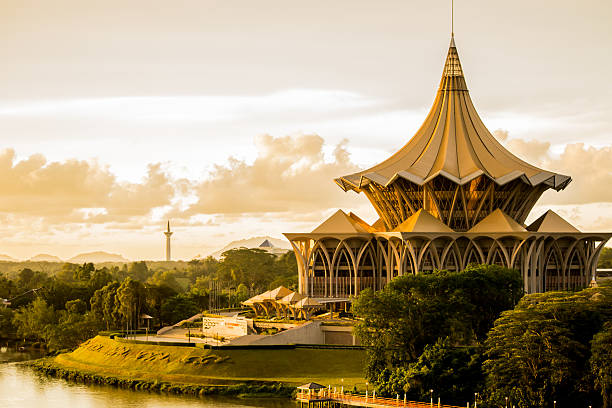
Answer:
[451,0,454,37]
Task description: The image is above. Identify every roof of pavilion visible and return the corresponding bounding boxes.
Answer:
[335,36,571,193]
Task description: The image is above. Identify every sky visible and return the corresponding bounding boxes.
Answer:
[0,0,611,260]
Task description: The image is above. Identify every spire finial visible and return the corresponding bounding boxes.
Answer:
[451,0,454,38]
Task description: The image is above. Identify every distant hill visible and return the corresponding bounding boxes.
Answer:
[0,254,17,262]
[209,236,291,259]
[67,251,129,263]
[29,253,63,262]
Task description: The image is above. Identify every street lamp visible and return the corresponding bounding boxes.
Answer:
[430,389,434,407]
[474,392,478,408]
[365,382,368,400]
[505,396,508,408]
[553,401,556,408]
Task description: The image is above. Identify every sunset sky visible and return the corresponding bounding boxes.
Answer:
[1,0,611,260]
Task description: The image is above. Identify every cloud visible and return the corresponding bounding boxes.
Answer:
[541,143,612,205]
[496,130,612,205]
[182,133,362,215]
[0,148,175,222]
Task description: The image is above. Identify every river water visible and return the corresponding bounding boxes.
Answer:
[0,347,293,408]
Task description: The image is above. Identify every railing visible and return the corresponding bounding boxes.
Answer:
[308,277,387,297]
[297,391,464,408]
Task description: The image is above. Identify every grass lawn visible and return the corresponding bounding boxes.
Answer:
[51,336,366,390]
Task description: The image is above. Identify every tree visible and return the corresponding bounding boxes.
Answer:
[160,294,200,325]
[483,283,612,408]
[591,322,612,408]
[12,298,57,343]
[88,267,113,291]
[128,261,150,282]
[17,268,35,287]
[56,263,78,282]
[115,278,145,332]
[74,263,94,281]
[65,299,87,314]
[217,248,276,292]
[0,307,16,339]
[598,247,612,269]
[483,309,586,408]
[353,265,522,374]
[404,338,483,404]
[146,270,182,293]
[145,283,177,325]
[186,257,219,283]
[0,272,16,299]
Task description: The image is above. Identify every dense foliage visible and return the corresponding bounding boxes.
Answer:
[0,248,297,350]
[598,247,612,270]
[354,263,612,408]
[353,264,522,365]
[353,265,521,404]
[484,284,612,408]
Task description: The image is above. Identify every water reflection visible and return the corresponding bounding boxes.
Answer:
[0,349,292,408]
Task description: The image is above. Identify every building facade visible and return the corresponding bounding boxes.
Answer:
[284,37,611,299]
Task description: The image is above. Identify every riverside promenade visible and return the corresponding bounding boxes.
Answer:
[297,388,465,408]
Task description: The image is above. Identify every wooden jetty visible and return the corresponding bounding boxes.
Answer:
[296,387,465,408]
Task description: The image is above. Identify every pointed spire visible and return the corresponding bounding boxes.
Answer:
[440,36,467,91]
[167,220,171,233]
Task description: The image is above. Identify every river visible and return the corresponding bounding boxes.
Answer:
[0,347,293,408]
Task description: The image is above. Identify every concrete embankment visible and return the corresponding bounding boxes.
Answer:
[31,335,366,396]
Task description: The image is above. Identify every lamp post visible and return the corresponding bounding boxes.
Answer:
[474,392,478,408]
[505,396,508,408]
[553,401,556,408]
[365,382,368,401]
[430,389,434,407]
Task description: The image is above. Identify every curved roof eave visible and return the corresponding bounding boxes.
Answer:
[337,168,570,192]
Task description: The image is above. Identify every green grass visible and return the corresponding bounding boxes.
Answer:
[49,336,366,389]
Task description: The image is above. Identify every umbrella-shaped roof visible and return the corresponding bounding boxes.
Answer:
[335,36,570,193]
[294,297,322,309]
[278,291,305,305]
[262,286,293,301]
[241,292,268,306]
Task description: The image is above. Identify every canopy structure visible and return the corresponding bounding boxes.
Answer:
[335,36,571,232]
[297,382,326,390]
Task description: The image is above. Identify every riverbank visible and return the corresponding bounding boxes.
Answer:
[30,335,366,398]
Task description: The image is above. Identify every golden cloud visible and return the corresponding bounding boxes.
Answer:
[495,131,612,205]
[0,148,175,221]
[183,133,360,215]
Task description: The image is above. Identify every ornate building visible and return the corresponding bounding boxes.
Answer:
[284,36,611,300]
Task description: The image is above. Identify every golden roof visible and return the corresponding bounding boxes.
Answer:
[336,37,571,192]
[467,209,527,233]
[294,297,322,309]
[311,209,372,234]
[392,209,454,233]
[527,210,580,233]
[278,291,305,305]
